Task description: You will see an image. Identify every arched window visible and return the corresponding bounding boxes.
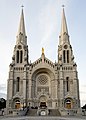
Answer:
[63,50,66,63]
[16,77,20,92]
[16,51,19,63]
[20,50,23,63]
[67,50,69,63]
[66,77,69,92]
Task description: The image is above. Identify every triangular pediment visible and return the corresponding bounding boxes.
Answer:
[31,55,55,68]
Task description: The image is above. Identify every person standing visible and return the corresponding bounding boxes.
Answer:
[2,108,4,116]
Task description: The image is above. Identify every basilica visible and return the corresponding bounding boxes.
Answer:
[6,8,81,116]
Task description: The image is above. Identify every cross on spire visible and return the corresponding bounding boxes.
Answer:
[21,5,24,9]
[62,5,65,8]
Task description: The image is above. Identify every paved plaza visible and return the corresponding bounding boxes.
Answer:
[0,116,86,120]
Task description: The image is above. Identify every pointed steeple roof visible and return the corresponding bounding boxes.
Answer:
[17,8,26,36]
[59,7,70,46]
[60,7,68,35]
[16,7,27,45]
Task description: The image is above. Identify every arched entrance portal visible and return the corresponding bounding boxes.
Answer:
[65,98,73,109]
[31,67,55,109]
[66,100,71,109]
[15,100,20,109]
[39,95,47,108]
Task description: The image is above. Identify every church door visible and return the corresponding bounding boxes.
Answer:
[40,102,46,108]
[66,103,71,109]
[65,99,72,109]
[15,100,20,109]
[39,95,47,108]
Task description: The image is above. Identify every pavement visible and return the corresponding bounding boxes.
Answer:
[0,116,86,120]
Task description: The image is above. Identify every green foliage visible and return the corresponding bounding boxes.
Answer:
[82,104,86,110]
[0,98,6,110]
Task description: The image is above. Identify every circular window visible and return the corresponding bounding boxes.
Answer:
[38,75,48,85]
[64,45,68,49]
[18,45,22,49]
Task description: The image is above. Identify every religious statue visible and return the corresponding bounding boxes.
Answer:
[42,47,44,54]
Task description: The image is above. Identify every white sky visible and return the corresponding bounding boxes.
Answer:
[0,0,86,107]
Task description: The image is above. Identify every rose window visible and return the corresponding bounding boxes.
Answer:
[38,75,48,85]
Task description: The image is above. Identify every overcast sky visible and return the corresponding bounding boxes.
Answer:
[0,0,86,107]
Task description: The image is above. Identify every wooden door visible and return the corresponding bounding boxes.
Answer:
[66,103,71,109]
[15,103,20,109]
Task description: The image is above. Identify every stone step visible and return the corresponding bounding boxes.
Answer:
[26,109,37,116]
[26,109,61,116]
[49,109,61,116]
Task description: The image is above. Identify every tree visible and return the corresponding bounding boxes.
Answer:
[0,98,6,110]
[82,104,86,110]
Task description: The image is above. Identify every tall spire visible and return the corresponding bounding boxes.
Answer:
[59,7,69,46]
[16,7,27,45]
[60,7,68,35]
[17,7,26,36]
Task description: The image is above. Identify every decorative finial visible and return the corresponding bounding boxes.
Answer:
[42,47,44,54]
[21,5,24,9]
[62,5,65,8]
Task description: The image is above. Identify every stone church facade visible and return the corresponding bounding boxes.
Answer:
[6,8,81,115]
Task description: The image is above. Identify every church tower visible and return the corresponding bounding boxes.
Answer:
[7,8,29,114]
[14,8,28,65]
[58,8,80,112]
[58,8,73,64]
